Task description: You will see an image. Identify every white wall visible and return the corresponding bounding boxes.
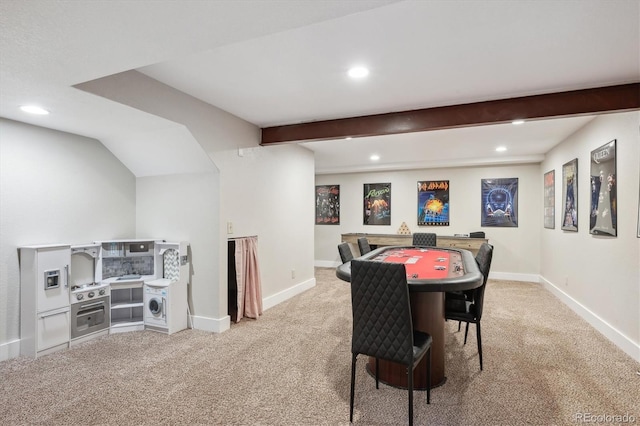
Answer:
[1,111,318,359]
[212,144,316,314]
[80,71,318,328]
[135,172,221,330]
[540,111,640,360]
[315,164,542,280]
[315,112,639,361]
[0,118,136,360]
[78,71,318,326]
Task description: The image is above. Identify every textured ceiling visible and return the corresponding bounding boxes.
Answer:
[1,0,638,175]
[140,1,639,128]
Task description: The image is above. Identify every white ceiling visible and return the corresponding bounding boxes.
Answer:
[1,0,638,176]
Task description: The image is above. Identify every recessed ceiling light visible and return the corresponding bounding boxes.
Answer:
[20,105,49,115]
[345,136,352,140]
[370,154,380,161]
[511,119,525,125]
[496,146,507,152]
[348,66,369,79]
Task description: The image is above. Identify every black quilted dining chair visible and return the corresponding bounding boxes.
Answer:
[357,237,372,255]
[412,232,437,247]
[338,242,354,264]
[349,260,432,426]
[445,242,493,371]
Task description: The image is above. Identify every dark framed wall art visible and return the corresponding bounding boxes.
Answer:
[544,170,555,229]
[481,178,518,227]
[315,185,340,225]
[590,140,617,236]
[561,158,578,231]
[417,180,450,226]
[363,182,391,225]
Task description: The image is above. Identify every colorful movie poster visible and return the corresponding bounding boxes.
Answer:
[417,180,450,226]
[561,159,578,232]
[315,185,340,225]
[481,178,518,227]
[543,170,555,229]
[590,140,616,236]
[363,183,391,225]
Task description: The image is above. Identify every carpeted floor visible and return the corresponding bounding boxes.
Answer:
[1,268,638,425]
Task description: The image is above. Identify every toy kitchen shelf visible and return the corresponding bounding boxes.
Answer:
[109,279,144,333]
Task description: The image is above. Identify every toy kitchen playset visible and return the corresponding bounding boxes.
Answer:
[19,239,189,358]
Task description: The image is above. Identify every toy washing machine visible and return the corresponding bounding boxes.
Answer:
[144,278,187,334]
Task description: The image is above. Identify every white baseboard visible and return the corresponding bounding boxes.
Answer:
[490,271,540,282]
[263,277,316,311]
[191,315,230,333]
[315,260,340,268]
[540,276,640,363]
[171,278,317,333]
[0,339,20,362]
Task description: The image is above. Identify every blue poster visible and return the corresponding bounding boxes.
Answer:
[417,180,449,226]
[481,178,518,227]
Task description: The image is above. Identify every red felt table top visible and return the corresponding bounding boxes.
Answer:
[370,248,463,280]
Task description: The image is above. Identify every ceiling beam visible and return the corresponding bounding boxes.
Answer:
[261,83,639,145]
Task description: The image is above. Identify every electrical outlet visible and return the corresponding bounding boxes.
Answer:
[227,222,233,234]
[291,269,296,279]
[564,276,569,287]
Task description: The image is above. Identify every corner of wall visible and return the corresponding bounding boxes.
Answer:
[262,277,316,311]
[540,275,640,363]
[191,314,230,333]
[0,339,21,362]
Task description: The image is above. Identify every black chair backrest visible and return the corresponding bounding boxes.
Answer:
[472,243,493,320]
[357,237,372,255]
[338,242,354,264]
[350,260,414,365]
[412,233,437,246]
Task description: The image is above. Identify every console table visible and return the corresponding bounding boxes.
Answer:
[341,233,488,256]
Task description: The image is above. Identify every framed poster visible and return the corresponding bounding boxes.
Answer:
[315,185,340,225]
[544,170,555,229]
[417,180,450,226]
[590,140,617,236]
[561,158,578,231]
[481,178,518,227]
[363,183,391,225]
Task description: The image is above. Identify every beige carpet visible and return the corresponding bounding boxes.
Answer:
[1,268,638,425]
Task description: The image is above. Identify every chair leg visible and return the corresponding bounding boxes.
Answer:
[350,353,357,422]
[477,322,483,371]
[426,348,431,404]
[408,366,414,426]
[464,322,470,344]
[457,321,461,332]
[375,357,379,389]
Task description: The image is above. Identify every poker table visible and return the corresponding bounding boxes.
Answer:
[336,245,483,389]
